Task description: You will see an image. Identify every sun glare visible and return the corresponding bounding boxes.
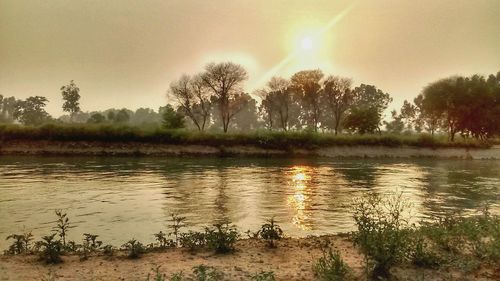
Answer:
[300,37,313,50]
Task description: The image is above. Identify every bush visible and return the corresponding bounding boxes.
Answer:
[5,231,33,255]
[169,213,187,246]
[313,248,351,281]
[121,239,146,259]
[35,233,63,264]
[251,271,276,281]
[408,234,441,268]
[257,217,284,248]
[153,231,175,249]
[191,265,223,281]
[351,193,412,279]
[179,231,207,252]
[205,223,239,254]
[53,209,71,248]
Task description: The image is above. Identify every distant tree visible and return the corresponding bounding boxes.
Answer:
[384,110,405,133]
[320,75,355,135]
[114,109,130,124]
[60,80,81,122]
[169,74,211,131]
[290,69,324,131]
[13,96,51,126]
[201,62,248,132]
[0,95,19,123]
[161,104,185,129]
[87,113,106,124]
[399,100,418,131]
[131,108,160,126]
[345,84,392,134]
[258,76,293,131]
[106,111,116,122]
[230,93,259,131]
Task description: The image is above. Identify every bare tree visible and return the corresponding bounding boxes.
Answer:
[169,74,211,131]
[201,62,248,132]
[321,76,354,135]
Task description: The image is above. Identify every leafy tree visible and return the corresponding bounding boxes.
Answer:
[345,84,392,134]
[13,96,51,126]
[131,108,160,126]
[106,111,116,122]
[384,110,405,133]
[230,93,260,131]
[320,75,355,135]
[60,80,81,121]
[201,62,248,132]
[161,104,185,129]
[87,113,106,124]
[290,69,324,131]
[258,76,294,131]
[0,95,19,123]
[114,109,130,124]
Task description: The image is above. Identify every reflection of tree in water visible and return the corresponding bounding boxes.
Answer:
[334,162,379,188]
[417,160,499,218]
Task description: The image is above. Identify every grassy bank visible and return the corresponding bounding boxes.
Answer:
[0,124,491,149]
[2,194,498,280]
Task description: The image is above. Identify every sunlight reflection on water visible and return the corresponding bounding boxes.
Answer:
[0,156,498,248]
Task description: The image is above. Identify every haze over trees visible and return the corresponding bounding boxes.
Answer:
[0,62,498,141]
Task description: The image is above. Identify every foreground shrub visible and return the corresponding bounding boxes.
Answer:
[121,239,146,259]
[169,213,187,246]
[205,223,239,254]
[4,231,33,255]
[258,218,284,248]
[351,193,411,279]
[313,248,351,281]
[35,233,63,264]
[191,265,223,281]
[53,209,71,248]
[179,231,207,252]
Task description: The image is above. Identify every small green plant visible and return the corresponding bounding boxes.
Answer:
[147,266,166,281]
[258,218,283,248]
[409,233,441,268]
[40,269,57,281]
[79,233,102,260]
[351,193,412,279]
[169,213,187,246]
[169,272,184,281]
[101,244,115,257]
[53,209,71,247]
[154,231,175,249]
[36,233,63,263]
[121,239,146,259]
[191,265,223,281]
[250,271,276,281]
[205,222,239,254]
[179,231,207,252]
[5,230,33,255]
[313,248,351,281]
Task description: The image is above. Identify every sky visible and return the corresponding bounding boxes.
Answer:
[1,0,499,116]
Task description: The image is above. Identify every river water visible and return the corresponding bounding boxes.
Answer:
[0,156,498,249]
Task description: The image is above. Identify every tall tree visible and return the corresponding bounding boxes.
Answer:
[320,75,354,135]
[201,62,248,132]
[169,74,211,131]
[290,69,324,131]
[161,104,185,129]
[0,95,19,123]
[345,84,392,134]
[258,76,293,131]
[13,96,51,125]
[60,80,81,122]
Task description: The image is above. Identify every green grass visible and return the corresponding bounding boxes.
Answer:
[0,123,491,148]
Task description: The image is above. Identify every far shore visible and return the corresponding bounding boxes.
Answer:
[0,140,499,159]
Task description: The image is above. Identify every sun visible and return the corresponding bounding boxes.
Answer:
[300,37,313,51]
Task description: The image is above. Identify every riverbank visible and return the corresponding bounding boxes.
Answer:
[1,140,499,159]
[1,235,498,281]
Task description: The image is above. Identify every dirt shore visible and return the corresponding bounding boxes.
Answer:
[1,140,499,159]
[1,236,498,281]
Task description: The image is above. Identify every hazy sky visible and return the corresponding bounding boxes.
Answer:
[1,0,499,116]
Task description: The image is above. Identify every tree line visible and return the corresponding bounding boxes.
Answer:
[1,62,499,140]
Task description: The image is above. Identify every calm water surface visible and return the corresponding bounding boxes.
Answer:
[0,156,498,249]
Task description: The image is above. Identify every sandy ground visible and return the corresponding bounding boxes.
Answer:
[1,236,498,281]
[1,140,499,159]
